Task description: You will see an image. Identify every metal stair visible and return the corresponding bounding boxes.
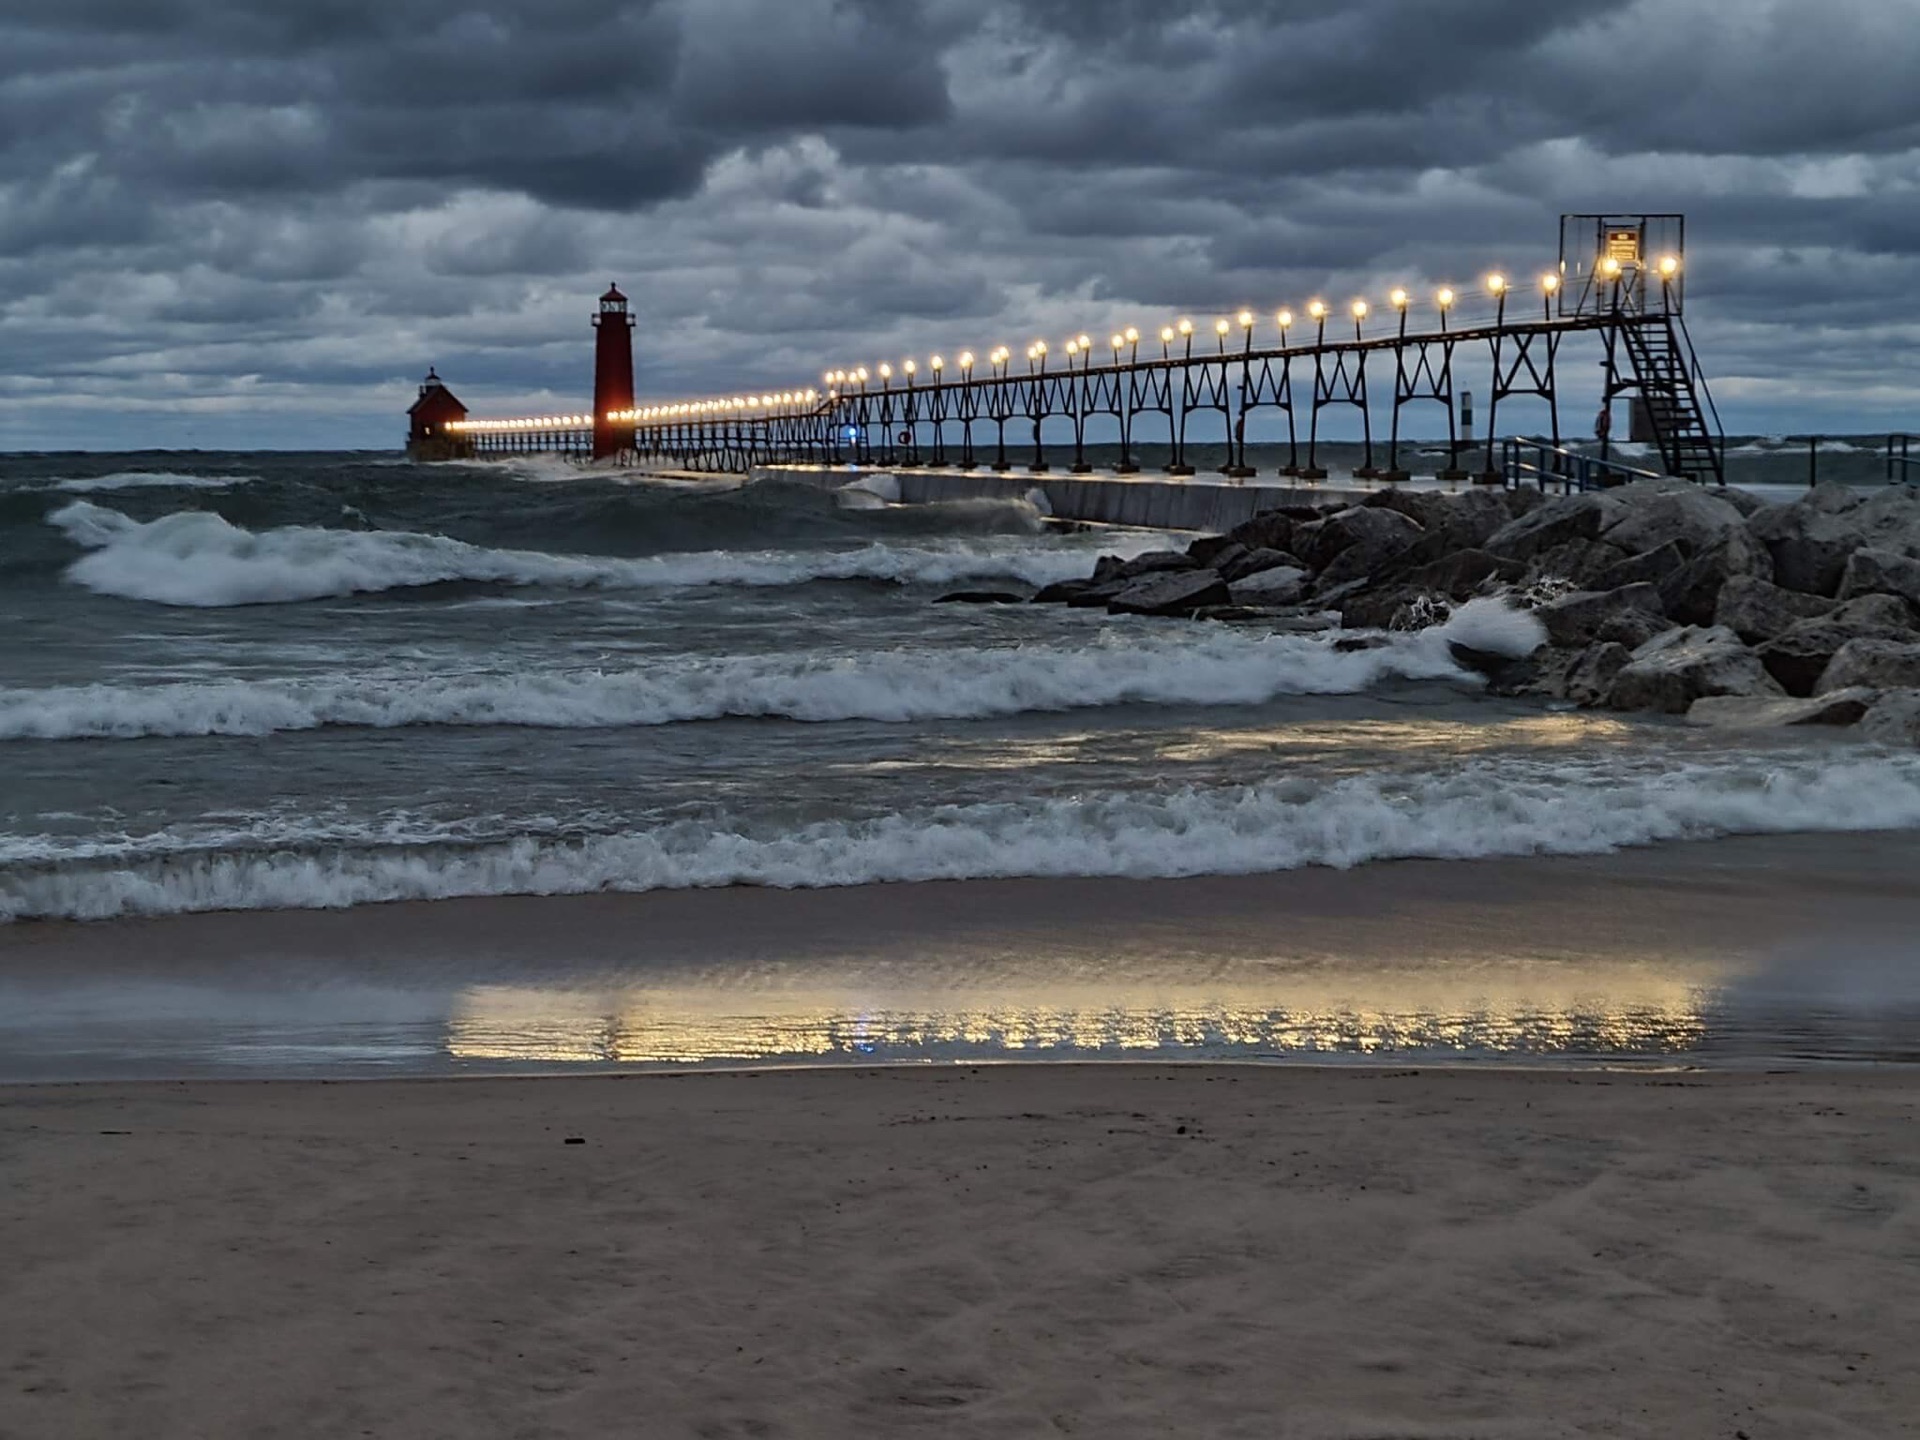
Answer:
[1618,314,1725,485]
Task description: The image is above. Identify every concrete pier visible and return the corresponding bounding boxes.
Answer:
[753,462,1493,532]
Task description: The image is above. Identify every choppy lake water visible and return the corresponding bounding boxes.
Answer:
[3,444,1917,1078]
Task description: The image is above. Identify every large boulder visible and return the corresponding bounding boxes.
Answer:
[935,590,1027,604]
[1714,575,1837,645]
[1032,579,1096,604]
[1185,536,1246,569]
[1815,637,1920,695]
[1292,505,1424,573]
[1114,549,1199,580]
[1436,488,1523,548]
[1065,579,1131,608]
[1861,689,1920,746]
[1564,641,1634,707]
[1361,488,1452,530]
[1849,486,1920,551]
[1522,538,1632,588]
[1314,538,1428,593]
[1656,528,1774,627]
[1685,689,1879,729]
[1756,594,1918,696]
[1746,486,1869,596]
[1393,548,1525,600]
[1711,486,1771,518]
[1450,642,1546,690]
[1483,492,1625,563]
[1367,487,1512,550]
[1608,625,1785,714]
[1227,566,1310,605]
[1590,540,1690,591]
[1339,586,1428,631]
[1596,478,1752,560]
[1747,483,1920,596]
[1595,607,1674,651]
[1534,583,1666,648]
[1837,547,1920,611]
[1107,569,1231,617]
[1226,511,1305,555]
[1219,547,1304,584]
[1470,643,1575,698]
[1363,526,1450,578]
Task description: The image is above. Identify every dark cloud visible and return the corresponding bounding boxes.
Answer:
[1,0,1917,447]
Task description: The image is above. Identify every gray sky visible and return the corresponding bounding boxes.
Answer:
[3,0,1918,450]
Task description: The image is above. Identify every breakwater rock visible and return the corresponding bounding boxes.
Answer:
[1033,478,1920,742]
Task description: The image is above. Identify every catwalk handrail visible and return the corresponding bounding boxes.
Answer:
[1890,434,1919,485]
[1502,437,1666,494]
[826,311,1622,402]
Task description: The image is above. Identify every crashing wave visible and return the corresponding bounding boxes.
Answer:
[0,607,1527,739]
[52,472,255,494]
[6,751,1918,920]
[47,500,1154,606]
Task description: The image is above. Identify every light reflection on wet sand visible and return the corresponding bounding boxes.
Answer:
[6,831,1920,1078]
[443,966,1719,1067]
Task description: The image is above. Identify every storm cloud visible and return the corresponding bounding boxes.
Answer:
[2,0,1917,447]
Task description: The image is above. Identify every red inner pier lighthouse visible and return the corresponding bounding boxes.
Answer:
[593,284,636,460]
[404,368,469,461]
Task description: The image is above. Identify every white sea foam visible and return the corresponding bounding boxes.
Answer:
[48,501,1154,606]
[486,454,736,487]
[52,472,254,494]
[8,752,1918,921]
[486,454,594,484]
[837,473,900,505]
[0,612,1509,739]
[1439,595,1548,659]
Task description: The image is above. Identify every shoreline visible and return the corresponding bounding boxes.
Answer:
[8,831,1920,1080]
[5,1063,1916,1437]
[0,1053,1787,1095]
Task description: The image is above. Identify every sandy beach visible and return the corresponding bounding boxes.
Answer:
[3,1063,1916,1439]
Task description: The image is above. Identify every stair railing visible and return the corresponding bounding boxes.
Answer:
[1503,436,1667,493]
[1667,314,1726,483]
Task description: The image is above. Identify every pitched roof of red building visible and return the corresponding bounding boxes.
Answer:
[407,367,467,418]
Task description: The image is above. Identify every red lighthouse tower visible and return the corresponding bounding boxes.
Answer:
[592,284,636,460]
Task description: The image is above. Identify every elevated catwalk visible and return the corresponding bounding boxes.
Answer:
[435,214,1724,491]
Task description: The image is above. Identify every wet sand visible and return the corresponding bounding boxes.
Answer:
[3,1064,1917,1439]
[7,832,1920,1076]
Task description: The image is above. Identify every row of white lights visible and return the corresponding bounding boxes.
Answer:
[605,389,820,424]
[822,257,1680,385]
[448,389,822,432]
[447,414,591,432]
[453,255,1680,428]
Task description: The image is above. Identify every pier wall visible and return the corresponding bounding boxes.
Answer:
[752,463,1418,531]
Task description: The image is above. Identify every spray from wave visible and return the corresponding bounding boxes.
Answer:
[0,606,1529,740]
[47,500,1154,606]
[7,751,1918,921]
